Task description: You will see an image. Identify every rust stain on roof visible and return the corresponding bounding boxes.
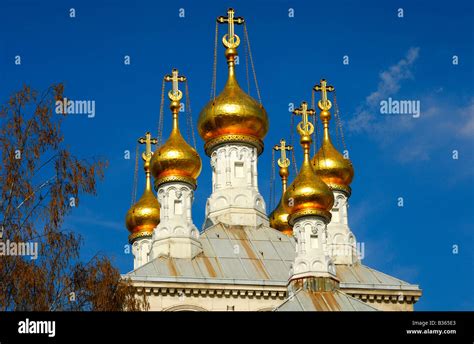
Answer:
[200,255,217,278]
[226,225,248,240]
[225,226,271,280]
[322,292,341,311]
[238,238,270,280]
[167,259,178,277]
[226,226,270,279]
[308,292,329,311]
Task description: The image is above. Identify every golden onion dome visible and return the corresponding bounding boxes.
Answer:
[312,109,354,196]
[126,157,160,243]
[269,141,293,236]
[282,103,334,225]
[269,199,292,236]
[198,47,269,155]
[151,99,202,189]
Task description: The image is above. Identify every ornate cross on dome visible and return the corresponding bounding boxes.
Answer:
[314,79,335,111]
[138,132,158,161]
[164,68,187,101]
[274,139,293,168]
[217,8,245,48]
[293,101,315,135]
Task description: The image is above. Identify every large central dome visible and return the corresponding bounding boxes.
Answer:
[198,48,268,155]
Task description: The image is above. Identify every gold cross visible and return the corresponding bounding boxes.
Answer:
[293,101,315,135]
[313,79,335,110]
[138,132,158,161]
[217,8,245,48]
[274,139,293,168]
[164,68,187,101]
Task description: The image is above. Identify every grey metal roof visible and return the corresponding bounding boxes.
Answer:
[126,223,420,292]
[274,289,378,311]
[127,223,295,284]
[337,264,420,290]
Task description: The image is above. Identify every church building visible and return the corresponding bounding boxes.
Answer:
[123,8,422,311]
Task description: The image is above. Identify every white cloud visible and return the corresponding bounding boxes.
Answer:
[348,47,473,163]
[458,101,474,137]
[349,47,420,136]
[366,47,420,107]
[393,97,474,163]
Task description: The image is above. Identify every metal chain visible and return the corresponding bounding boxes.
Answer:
[131,143,139,205]
[243,27,251,94]
[333,91,340,147]
[211,22,219,100]
[243,23,262,104]
[311,90,317,155]
[290,113,298,177]
[333,89,347,153]
[185,80,197,149]
[270,148,276,211]
[291,149,298,179]
[157,78,166,145]
[314,89,322,154]
[184,84,192,146]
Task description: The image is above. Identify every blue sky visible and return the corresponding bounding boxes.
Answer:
[1,0,473,310]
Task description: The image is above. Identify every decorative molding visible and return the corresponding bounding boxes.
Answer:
[204,134,264,156]
[134,285,287,299]
[132,283,420,309]
[288,209,332,226]
[154,175,196,190]
[128,231,153,244]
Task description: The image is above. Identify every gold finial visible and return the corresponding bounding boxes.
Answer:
[274,139,292,168]
[138,132,158,164]
[164,68,187,102]
[217,8,245,49]
[274,139,293,192]
[314,79,335,111]
[293,101,316,136]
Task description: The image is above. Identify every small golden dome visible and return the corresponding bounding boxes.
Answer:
[269,199,292,236]
[312,111,354,195]
[269,140,293,236]
[283,104,334,225]
[198,47,269,155]
[126,157,160,243]
[151,100,202,189]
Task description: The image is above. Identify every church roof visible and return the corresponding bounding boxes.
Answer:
[126,223,420,293]
[274,289,378,311]
[127,223,294,286]
[336,264,418,291]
